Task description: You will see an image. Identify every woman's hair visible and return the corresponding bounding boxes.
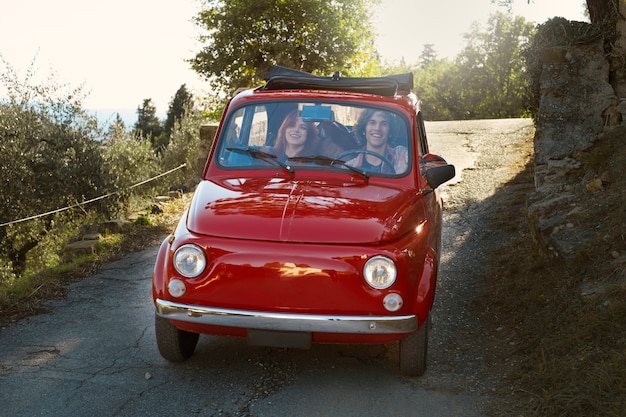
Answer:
[354,108,394,145]
[273,110,318,157]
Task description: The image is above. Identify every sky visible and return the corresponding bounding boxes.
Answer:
[0,0,588,124]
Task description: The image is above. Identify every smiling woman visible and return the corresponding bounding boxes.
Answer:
[272,110,319,161]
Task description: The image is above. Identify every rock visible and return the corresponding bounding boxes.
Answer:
[529,38,618,259]
[534,40,616,165]
[83,233,101,241]
[153,196,174,203]
[585,178,603,192]
[64,240,99,256]
[97,219,130,234]
[168,185,189,194]
[547,157,581,176]
[600,170,611,184]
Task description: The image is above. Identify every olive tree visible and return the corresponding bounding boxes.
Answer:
[159,105,209,187]
[0,59,113,276]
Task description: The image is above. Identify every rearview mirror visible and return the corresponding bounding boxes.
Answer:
[425,164,455,190]
[300,105,333,121]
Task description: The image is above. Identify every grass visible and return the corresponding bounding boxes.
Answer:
[478,127,626,416]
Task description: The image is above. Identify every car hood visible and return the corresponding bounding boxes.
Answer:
[186,177,425,244]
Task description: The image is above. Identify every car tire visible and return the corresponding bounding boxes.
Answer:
[399,316,429,376]
[155,314,199,362]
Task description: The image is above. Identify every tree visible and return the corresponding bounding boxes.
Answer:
[163,84,193,138]
[587,0,626,98]
[134,98,162,145]
[190,0,380,94]
[412,58,461,120]
[418,44,438,69]
[160,105,209,187]
[411,12,534,120]
[106,113,126,139]
[455,12,535,118]
[585,0,615,22]
[0,59,113,276]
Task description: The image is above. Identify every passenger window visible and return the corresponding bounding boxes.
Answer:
[249,107,268,147]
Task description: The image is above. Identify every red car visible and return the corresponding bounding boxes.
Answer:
[152,66,455,376]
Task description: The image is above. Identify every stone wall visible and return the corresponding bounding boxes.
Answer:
[528,38,620,257]
[533,40,616,166]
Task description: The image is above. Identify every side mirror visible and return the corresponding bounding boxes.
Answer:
[425,164,455,190]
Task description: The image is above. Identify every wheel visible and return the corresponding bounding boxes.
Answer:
[155,314,199,362]
[399,316,429,376]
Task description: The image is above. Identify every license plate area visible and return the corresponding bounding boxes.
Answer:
[247,329,312,349]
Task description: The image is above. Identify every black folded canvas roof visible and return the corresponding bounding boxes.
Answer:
[262,65,413,97]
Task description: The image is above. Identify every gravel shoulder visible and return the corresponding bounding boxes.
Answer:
[423,118,535,413]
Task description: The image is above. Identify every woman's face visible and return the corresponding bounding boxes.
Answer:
[365,111,390,149]
[284,117,309,148]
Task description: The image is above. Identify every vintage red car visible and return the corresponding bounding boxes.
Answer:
[152,66,455,376]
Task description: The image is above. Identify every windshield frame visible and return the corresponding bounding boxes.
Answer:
[213,98,413,178]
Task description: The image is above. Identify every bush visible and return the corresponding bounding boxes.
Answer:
[0,57,213,314]
[0,59,116,276]
[102,126,162,210]
[160,105,211,187]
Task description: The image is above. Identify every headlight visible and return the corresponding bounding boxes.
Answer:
[173,244,206,277]
[363,255,397,289]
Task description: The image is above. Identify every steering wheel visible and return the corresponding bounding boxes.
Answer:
[336,149,395,173]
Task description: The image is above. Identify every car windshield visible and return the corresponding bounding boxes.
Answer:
[215,101,411,177]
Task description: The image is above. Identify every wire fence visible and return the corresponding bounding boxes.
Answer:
[0,163,186,228]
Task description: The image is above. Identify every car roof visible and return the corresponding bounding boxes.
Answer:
[261,65,414,97]
[228,66,420,113]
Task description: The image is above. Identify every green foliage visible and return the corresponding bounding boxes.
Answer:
[134,215,152,226]
[407,12,536,120]
[418,44,438,69]
[153,84,195,152]
[106,113,126,138]
[101,127,162,202]
[160,105,210,186]
[0,58,197,282]
[133,98,163,145]
[163,84,193,138]
[412,58,463,120]
[0,57,115,276]
[458,12,535,118]
[190,0,380,94]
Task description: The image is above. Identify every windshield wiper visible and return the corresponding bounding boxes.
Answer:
[227,147,294,174]
[287,155,369,180]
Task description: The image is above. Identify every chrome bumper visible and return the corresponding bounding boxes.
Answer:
[155,299,417,334]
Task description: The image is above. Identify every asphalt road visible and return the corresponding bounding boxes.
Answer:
[0,118,534,417]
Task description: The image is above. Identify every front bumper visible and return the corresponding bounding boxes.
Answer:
[155,299,417,334]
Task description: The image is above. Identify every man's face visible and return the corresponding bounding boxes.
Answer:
[365,112,390,149]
